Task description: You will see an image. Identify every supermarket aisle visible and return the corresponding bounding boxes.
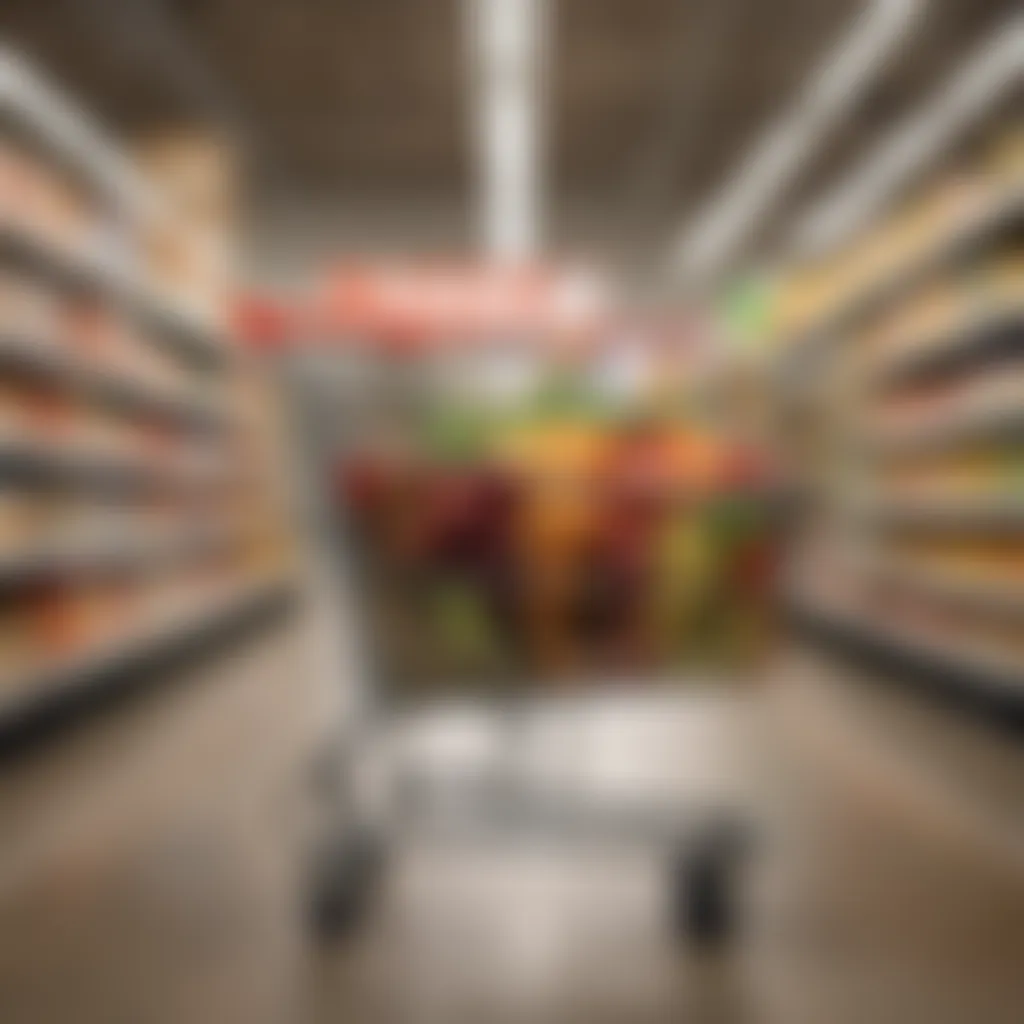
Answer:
[311,673,1024,1024]
[0,598,338,1024]
[313,841,758,1024]
[311,831,1024,1024]
[0,643,1023,1023]
[756,654,1024,1024]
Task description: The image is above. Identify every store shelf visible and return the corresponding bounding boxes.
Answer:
[0,333,69,383]
[82,366,227,434]
[866,498,1024,535]
[0,223,229,368]
[0,576,297,757]
[0,546,133,592]
[0,441,163,494]
[0,526,238,592]
[865,403,1024,459]
[0,45,161,220]
[0,332,229,435]
[868,559,1024,620]
[0,49,291,764]
[0,441,236,499]
[132,293,232,371]
[777,184,1024,384]
[788,594,1024,736]
[0,222,100,294]
[868,304,1024,393]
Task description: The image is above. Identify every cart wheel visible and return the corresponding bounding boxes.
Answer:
[308,825,386,943]
[669,819,750,949]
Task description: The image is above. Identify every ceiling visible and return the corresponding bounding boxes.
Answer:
[0,0,1017,282]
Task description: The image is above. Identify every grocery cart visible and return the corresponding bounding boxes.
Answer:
[384,684,765,946]
[274,346,781,949]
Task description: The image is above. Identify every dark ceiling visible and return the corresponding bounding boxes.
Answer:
[0,0,1017,277]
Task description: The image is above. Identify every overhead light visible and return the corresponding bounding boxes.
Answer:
[791,13,1024,256]
[669,0,922,285]
[468,0,543,263]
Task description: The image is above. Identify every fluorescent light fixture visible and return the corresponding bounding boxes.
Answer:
[670,0,922,284]
[469,0,542,262]
[791,14,1024,256]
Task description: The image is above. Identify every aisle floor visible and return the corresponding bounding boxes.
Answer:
[0,617,1022,1024]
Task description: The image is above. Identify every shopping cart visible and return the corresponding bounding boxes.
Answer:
[277,351,772,949]
[385,685,762,945]
[301,681,763,949]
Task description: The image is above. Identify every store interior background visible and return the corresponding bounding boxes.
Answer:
[0,1,1022,1023]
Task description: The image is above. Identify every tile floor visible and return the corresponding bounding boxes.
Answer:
[0,616,1021,1024]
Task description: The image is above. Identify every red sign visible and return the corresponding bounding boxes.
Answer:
[235,263,610,353]
[317,262,608,348]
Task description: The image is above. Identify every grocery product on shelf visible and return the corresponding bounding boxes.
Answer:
[0,54,292,720]
[784,127,1024,718]
[773,131,1024,360]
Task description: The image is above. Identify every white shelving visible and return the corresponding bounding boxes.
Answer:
[0,49,229,365]
[0,44,162,220]
[782,128,1024,728]
[778,183,1024,382]
[0,219,228,366]
[0,578,293,743]
[0,51,292,746]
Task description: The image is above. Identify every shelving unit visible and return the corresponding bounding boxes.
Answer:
[787,598,1024,735]
[0,216,228,368]
[779,130,1024,736]
[0,327,227,432]
[859,556,1024,620]
[862,498,1024,534]
[0,53,294,749]
[0,48,227,367]
[776,182,1024,388]
[0,577,293,755]
[862,404,1024,459]
[864,303,1024,391]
